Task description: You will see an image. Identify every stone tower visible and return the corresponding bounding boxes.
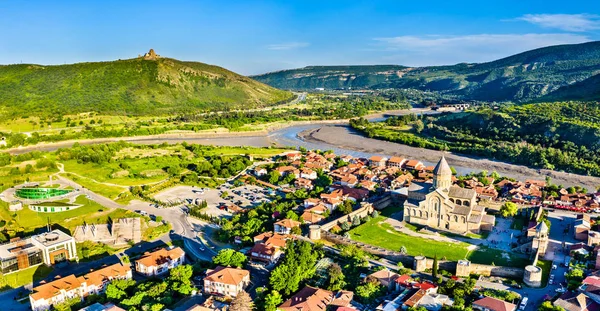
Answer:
[432,156,452,190]
[143,49,160,60]
[532,221,549,256]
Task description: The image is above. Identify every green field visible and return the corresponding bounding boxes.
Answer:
[0,265,53,291]
[348,215,528,268]
[1,195,139,235]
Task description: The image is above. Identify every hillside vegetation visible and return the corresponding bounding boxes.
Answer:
[254,41,600,102]
[350,101,600,176]
[0,57,292,118]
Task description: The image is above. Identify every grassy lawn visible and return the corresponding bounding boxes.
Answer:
[144,222,172,241]
[61,173,127,200]
[77,241,125,262]
[537,260,552,286]
[349,216,470,260]
[0,265,53,291]
[349,216,528,268]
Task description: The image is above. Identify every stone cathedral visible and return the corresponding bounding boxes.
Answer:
[403,156,495,233]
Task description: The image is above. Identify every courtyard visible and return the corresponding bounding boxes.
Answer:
[347,206,530,268]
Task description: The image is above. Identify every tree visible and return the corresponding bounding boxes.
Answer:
[414,120,424,133]
[372,210,379,218]
[432,254,438,278]
[352,215,361,226]
[500,202,518,218]
[338,200,354,215]
[106,279,136,300]
[291,226,302,235]
[230,290,254,311]
[327,263,346,291]
[539,301,565,311]
[356,280,385,303]
[168,264,194,295]
[264,291,283,311]
[212,249,247,268]
[268,170,281,184]
[399,245,407,254]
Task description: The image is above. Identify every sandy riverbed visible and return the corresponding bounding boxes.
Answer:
[299,124,600,190]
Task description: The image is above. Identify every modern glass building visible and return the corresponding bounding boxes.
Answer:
[14,188,71,200]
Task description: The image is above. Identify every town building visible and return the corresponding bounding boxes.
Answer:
[0,230,78,275]
[274,219,301,234]
[278,286,353,311]
[29,263,131,311]
[403,156,495,233]
[80,302,125,311]
[203,266,250,297]
[134,247,185,276]
[472,297,517,311]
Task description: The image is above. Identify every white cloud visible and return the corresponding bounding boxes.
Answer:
[515,14,600,32]
[372,33,591,66]
[266,42,309,50]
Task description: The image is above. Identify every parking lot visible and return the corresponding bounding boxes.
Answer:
[152,184,273,217]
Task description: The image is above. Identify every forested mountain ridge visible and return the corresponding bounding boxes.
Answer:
[253,41,600,102]
[0,56,293,118]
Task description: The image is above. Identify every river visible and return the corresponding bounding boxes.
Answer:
[8,109,600,190]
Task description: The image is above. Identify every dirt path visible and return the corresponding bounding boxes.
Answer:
[299,125,600,190]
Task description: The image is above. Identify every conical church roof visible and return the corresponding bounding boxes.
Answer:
[433,155,452,176]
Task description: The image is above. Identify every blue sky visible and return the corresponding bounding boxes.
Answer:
[1,0,599,75]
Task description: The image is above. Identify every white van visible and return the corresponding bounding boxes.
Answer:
[519,297,529,310]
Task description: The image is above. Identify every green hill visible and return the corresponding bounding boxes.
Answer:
[253,41,600,102]
[0,55,292,117]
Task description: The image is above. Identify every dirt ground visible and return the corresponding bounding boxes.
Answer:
[299,125,600,190]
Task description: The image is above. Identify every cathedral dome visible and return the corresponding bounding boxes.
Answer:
[433,155,452,177]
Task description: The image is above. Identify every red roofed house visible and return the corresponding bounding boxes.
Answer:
[274,219,302,234]
[405,160,425,171]
[278,286,334,311]
[369,156,388,168]
[203,266,250,298]
[135,247,185,277]
[387,156,406,168]
[473,297,516,311]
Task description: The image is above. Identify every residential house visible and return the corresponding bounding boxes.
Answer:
[302,211,325,225]
[301,168,318,180]
[359,180,377,191]
[29,263,131,311]
[554,292,600,311]
[472,297,516,311]
[203,266,250,298]
[135,247,185,277]
[254,168,267,177]
[295,178,314,190]
[368,269,399,291]
[80,302,125,311]
[278,286,337,311]
[369,156,387,168]
[285,152,302,161]
[274,219,301,234]
[251,232,289,263]
[339,174,358,187]
[405,160,425,171]
[276,166,300,177]
[387,156,406,168]
[575,217,592,241]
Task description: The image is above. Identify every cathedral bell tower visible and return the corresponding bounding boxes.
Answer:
[432,156,452,190]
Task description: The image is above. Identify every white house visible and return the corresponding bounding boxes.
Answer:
[203,266,250,297]
[29,263,131,311]
[134,247,185,276]
[274,219,302,235]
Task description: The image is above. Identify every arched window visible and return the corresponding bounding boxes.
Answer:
[462,216,466,223]
[463,200,469,206]
[413,209,417,216]
[455,199,462,206]
[454,215,458,222]
[449,198,454,203]
[419,211,423,218]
